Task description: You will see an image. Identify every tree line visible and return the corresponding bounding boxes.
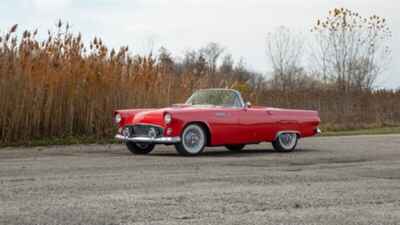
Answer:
[0,8,399,145]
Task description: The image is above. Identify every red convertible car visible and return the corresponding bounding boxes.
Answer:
[114,89,321,156]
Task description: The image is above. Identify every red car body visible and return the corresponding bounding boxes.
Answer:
[114,89,320,155]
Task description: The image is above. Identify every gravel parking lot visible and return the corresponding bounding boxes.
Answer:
[1,134,400,225]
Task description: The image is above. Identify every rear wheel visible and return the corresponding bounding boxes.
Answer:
[272,133,298,152]
[175,124,207,156]
[225,144,245,152]
[126,142,155,155]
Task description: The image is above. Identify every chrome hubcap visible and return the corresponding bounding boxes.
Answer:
[182,125,205,154]
[279,133,297,149]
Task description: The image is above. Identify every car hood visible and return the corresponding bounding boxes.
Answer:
[132,109,166,126]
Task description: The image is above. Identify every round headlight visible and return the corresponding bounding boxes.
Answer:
[164,113,172,125]
[115,113,122,124]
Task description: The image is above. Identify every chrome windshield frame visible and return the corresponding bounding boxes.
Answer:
[185,89,245,109]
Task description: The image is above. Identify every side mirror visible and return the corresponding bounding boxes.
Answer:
[246,102,252,108]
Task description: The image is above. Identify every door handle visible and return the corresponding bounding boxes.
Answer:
[216,112,226,117]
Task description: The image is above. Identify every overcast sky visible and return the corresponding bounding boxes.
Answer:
[1,0,399,88]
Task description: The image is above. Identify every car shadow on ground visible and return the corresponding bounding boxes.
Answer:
[149,148,319,158]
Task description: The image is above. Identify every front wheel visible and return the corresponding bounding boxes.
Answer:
[225,144,245,152]
[126,142,155,155]
[272,133,298,152]
[175,124,207,156]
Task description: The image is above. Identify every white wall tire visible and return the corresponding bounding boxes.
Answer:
[175,124,207,156]
[272,133,298,152]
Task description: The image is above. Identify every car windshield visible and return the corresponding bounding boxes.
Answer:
[186,89,243,108]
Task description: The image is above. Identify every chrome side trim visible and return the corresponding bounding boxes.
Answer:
[115,134,181,144]
[275,130,301,140]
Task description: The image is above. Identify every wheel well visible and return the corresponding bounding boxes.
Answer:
[183,122,211,146]
[275,131,301,140]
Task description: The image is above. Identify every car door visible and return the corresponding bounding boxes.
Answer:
[238,107,276,143]
[208,108,244,145]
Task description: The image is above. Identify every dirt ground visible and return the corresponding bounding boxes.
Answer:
[1,134,400,225]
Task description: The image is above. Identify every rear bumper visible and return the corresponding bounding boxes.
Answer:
[115,134,181,144]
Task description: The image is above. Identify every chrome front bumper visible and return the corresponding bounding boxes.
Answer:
[115,134,181,144]
[315,128,322,135]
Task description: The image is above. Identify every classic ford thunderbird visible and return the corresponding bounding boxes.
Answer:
[114,89,321,156]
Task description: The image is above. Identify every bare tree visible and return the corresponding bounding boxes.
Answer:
[158,47,174,71]
[266,26,305,91]
[220,54,234,74]
[200,42,224,74]
[158,47,175,104]
[182,49,207,76]
[311,8,392,91]
[233,58,251,82]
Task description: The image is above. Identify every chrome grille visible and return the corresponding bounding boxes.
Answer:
[124,125,163,138]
